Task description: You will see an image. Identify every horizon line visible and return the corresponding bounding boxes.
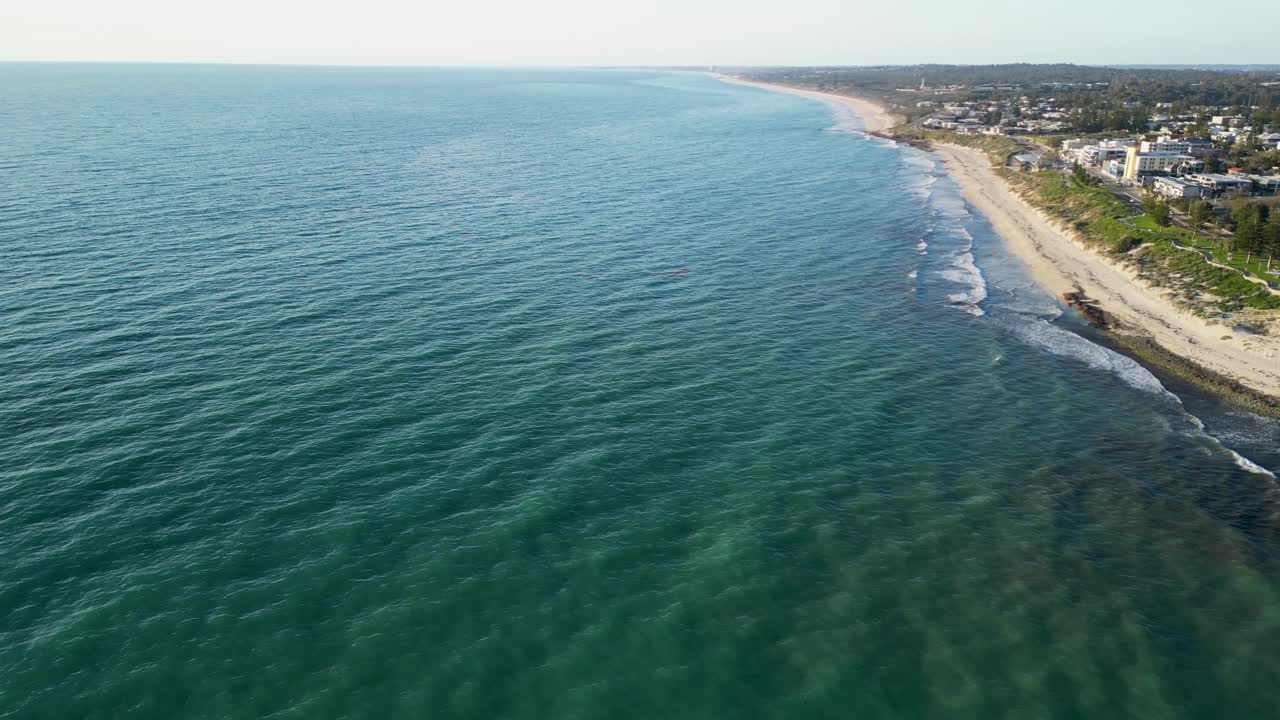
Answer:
[3,59,1279,70]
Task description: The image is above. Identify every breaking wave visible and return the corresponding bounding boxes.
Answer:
[1006,318,1274,476]
[940,228,988,316]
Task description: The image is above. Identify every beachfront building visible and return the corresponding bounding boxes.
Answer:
[1010,153,1046,171]
[1084,143,1133,167]
[1061,139,1134,167]
[1151,176,1204,199]
[1184,173,1253,197]
[1121,147,1198,181]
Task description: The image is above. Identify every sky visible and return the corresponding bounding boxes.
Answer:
[3,0,1276,67]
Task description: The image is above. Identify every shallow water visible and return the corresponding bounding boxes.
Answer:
[3,65,1280,718]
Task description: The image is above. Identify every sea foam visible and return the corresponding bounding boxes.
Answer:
[939,228,988,316]
[1007,319,1274,476]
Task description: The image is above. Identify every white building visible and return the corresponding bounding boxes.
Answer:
[1151,176,1203,199]
[1122,148,1197,180]
[1184,173,1253,196]
[1062,139,1134,167]
[1083,145,1132,166]
[1139,137,1192,154]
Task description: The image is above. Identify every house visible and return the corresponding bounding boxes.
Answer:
[1184,139,1216,157]
[1011,153,1045,171]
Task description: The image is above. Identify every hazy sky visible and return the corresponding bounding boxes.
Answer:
[3,0,1276,66]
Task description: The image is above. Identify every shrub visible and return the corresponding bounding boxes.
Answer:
[1112,235,1142,253]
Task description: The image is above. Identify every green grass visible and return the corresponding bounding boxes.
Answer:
[1140,243,1280,310]
[1170,227,1280,285]
[1189,245,1280,286]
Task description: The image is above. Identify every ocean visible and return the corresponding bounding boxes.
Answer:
[3,64,1280,718]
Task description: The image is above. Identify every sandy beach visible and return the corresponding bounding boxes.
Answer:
[934,143,1280,400]
[711,75,901,133]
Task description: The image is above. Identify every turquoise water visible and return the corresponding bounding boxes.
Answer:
[4,65,1280,718]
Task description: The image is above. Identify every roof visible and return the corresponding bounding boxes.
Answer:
[1013,153,1041,163]
[1189,173,1252,184]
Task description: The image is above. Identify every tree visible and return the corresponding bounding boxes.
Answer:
[1190,114,1210,140]
[1071,162,1097,186]
[1231,202,1266,254]
[1152,201,1172,227]
[1104,107,1130,132]
[1235,215,1263,254]
[1189,199,1211,228]
[1130,104,1153,132]
[1242,150,1280,173]
[1203,155,1220,173]
[1264,215,1280,265]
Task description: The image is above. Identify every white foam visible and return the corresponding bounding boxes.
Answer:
[810,97,863,134]
[1010,319,1171,397]
[903,155,938,198]
[907,270,918,279]
[1007,319,1276,477]
[902,152,936,172]
[930,192,970,220]
[939,228,988,316]
[1228,449,1276,477]
[910,176,938,200]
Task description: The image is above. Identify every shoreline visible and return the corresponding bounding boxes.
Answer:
[709,74,1280,412]
[709,74,902,133]
[933,143,1280,410]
